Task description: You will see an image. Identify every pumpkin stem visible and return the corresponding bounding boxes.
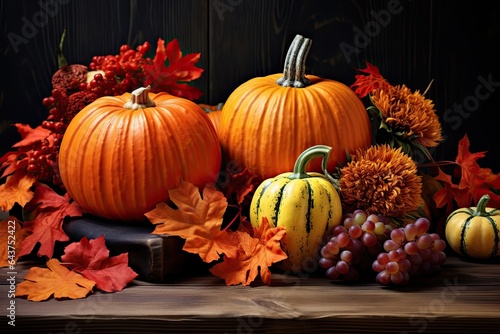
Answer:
[473,194,491,217]
[123,86,156,109]
[277,34,312,88]
[289,145,332,180]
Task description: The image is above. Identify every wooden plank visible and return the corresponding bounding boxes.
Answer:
[1,255,499,333]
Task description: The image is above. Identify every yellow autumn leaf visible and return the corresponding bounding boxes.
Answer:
[0,170,36,212]
[16,259,95,301]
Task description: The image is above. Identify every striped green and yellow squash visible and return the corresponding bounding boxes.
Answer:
[445,194,500,259]
[250,145,342,273]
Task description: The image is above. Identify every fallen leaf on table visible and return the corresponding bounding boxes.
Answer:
[18,184,82,258]
[61,235,138,292]
[145,179,239,263]
[16,258,95,302]
[0,216,27,267]
[210,217,287,286]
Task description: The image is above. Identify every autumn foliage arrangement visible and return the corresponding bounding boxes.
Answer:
[0,35,210,301]
[2,32,500,301]
[0,34,288,301]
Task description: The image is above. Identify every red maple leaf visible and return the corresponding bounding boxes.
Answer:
[61,236,138,292]
[209,217,287,286]
[455,134,500,205]
[350,61,392,98]
[433,168,471,213]
[433,134,500,214]
[221,167,261,206]
[12,124,53,148]
[18,184,82,258]
[142,38,204,100]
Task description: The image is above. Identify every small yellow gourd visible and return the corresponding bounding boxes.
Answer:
[445,194,500,259]
[249,145,342,273]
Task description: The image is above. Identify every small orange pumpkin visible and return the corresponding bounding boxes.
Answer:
[207,110,221,134]
[219,34,372,180]
[59,86,221,222]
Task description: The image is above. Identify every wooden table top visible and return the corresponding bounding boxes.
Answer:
[2,254,499,333]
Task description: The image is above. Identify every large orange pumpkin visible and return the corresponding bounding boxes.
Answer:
[219,34,372,180]
[59,86,221,222]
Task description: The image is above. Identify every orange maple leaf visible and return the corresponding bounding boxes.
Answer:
[209,217,287,286]
[16,258,95,301]
[61,236,138,292]
[145,179,239,263]
[142,38,204,100]
[0,170,36,212]
[433,134,500,214]
[0,216,27,268]
[18,184,82,258]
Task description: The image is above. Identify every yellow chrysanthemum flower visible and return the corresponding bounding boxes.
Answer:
[339,144,422,218]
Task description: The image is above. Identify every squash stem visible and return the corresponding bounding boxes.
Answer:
[57,28,68,68]
[123,86,156,109]
[473,194,491,217]
[276,34,312,88]
[289,145,332,180]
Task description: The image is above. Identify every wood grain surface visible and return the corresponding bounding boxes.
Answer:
[1,255,499,333]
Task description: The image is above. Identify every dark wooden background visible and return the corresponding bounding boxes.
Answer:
[1,0,499,170]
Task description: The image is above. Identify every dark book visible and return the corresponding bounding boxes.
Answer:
[63,216,203,283]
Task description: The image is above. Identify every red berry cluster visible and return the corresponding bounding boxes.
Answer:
[87,41,151,96]
[25,41,152,187]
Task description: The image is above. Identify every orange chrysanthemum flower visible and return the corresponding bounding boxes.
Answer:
[339,144,422,218]
[370,84,443,156]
